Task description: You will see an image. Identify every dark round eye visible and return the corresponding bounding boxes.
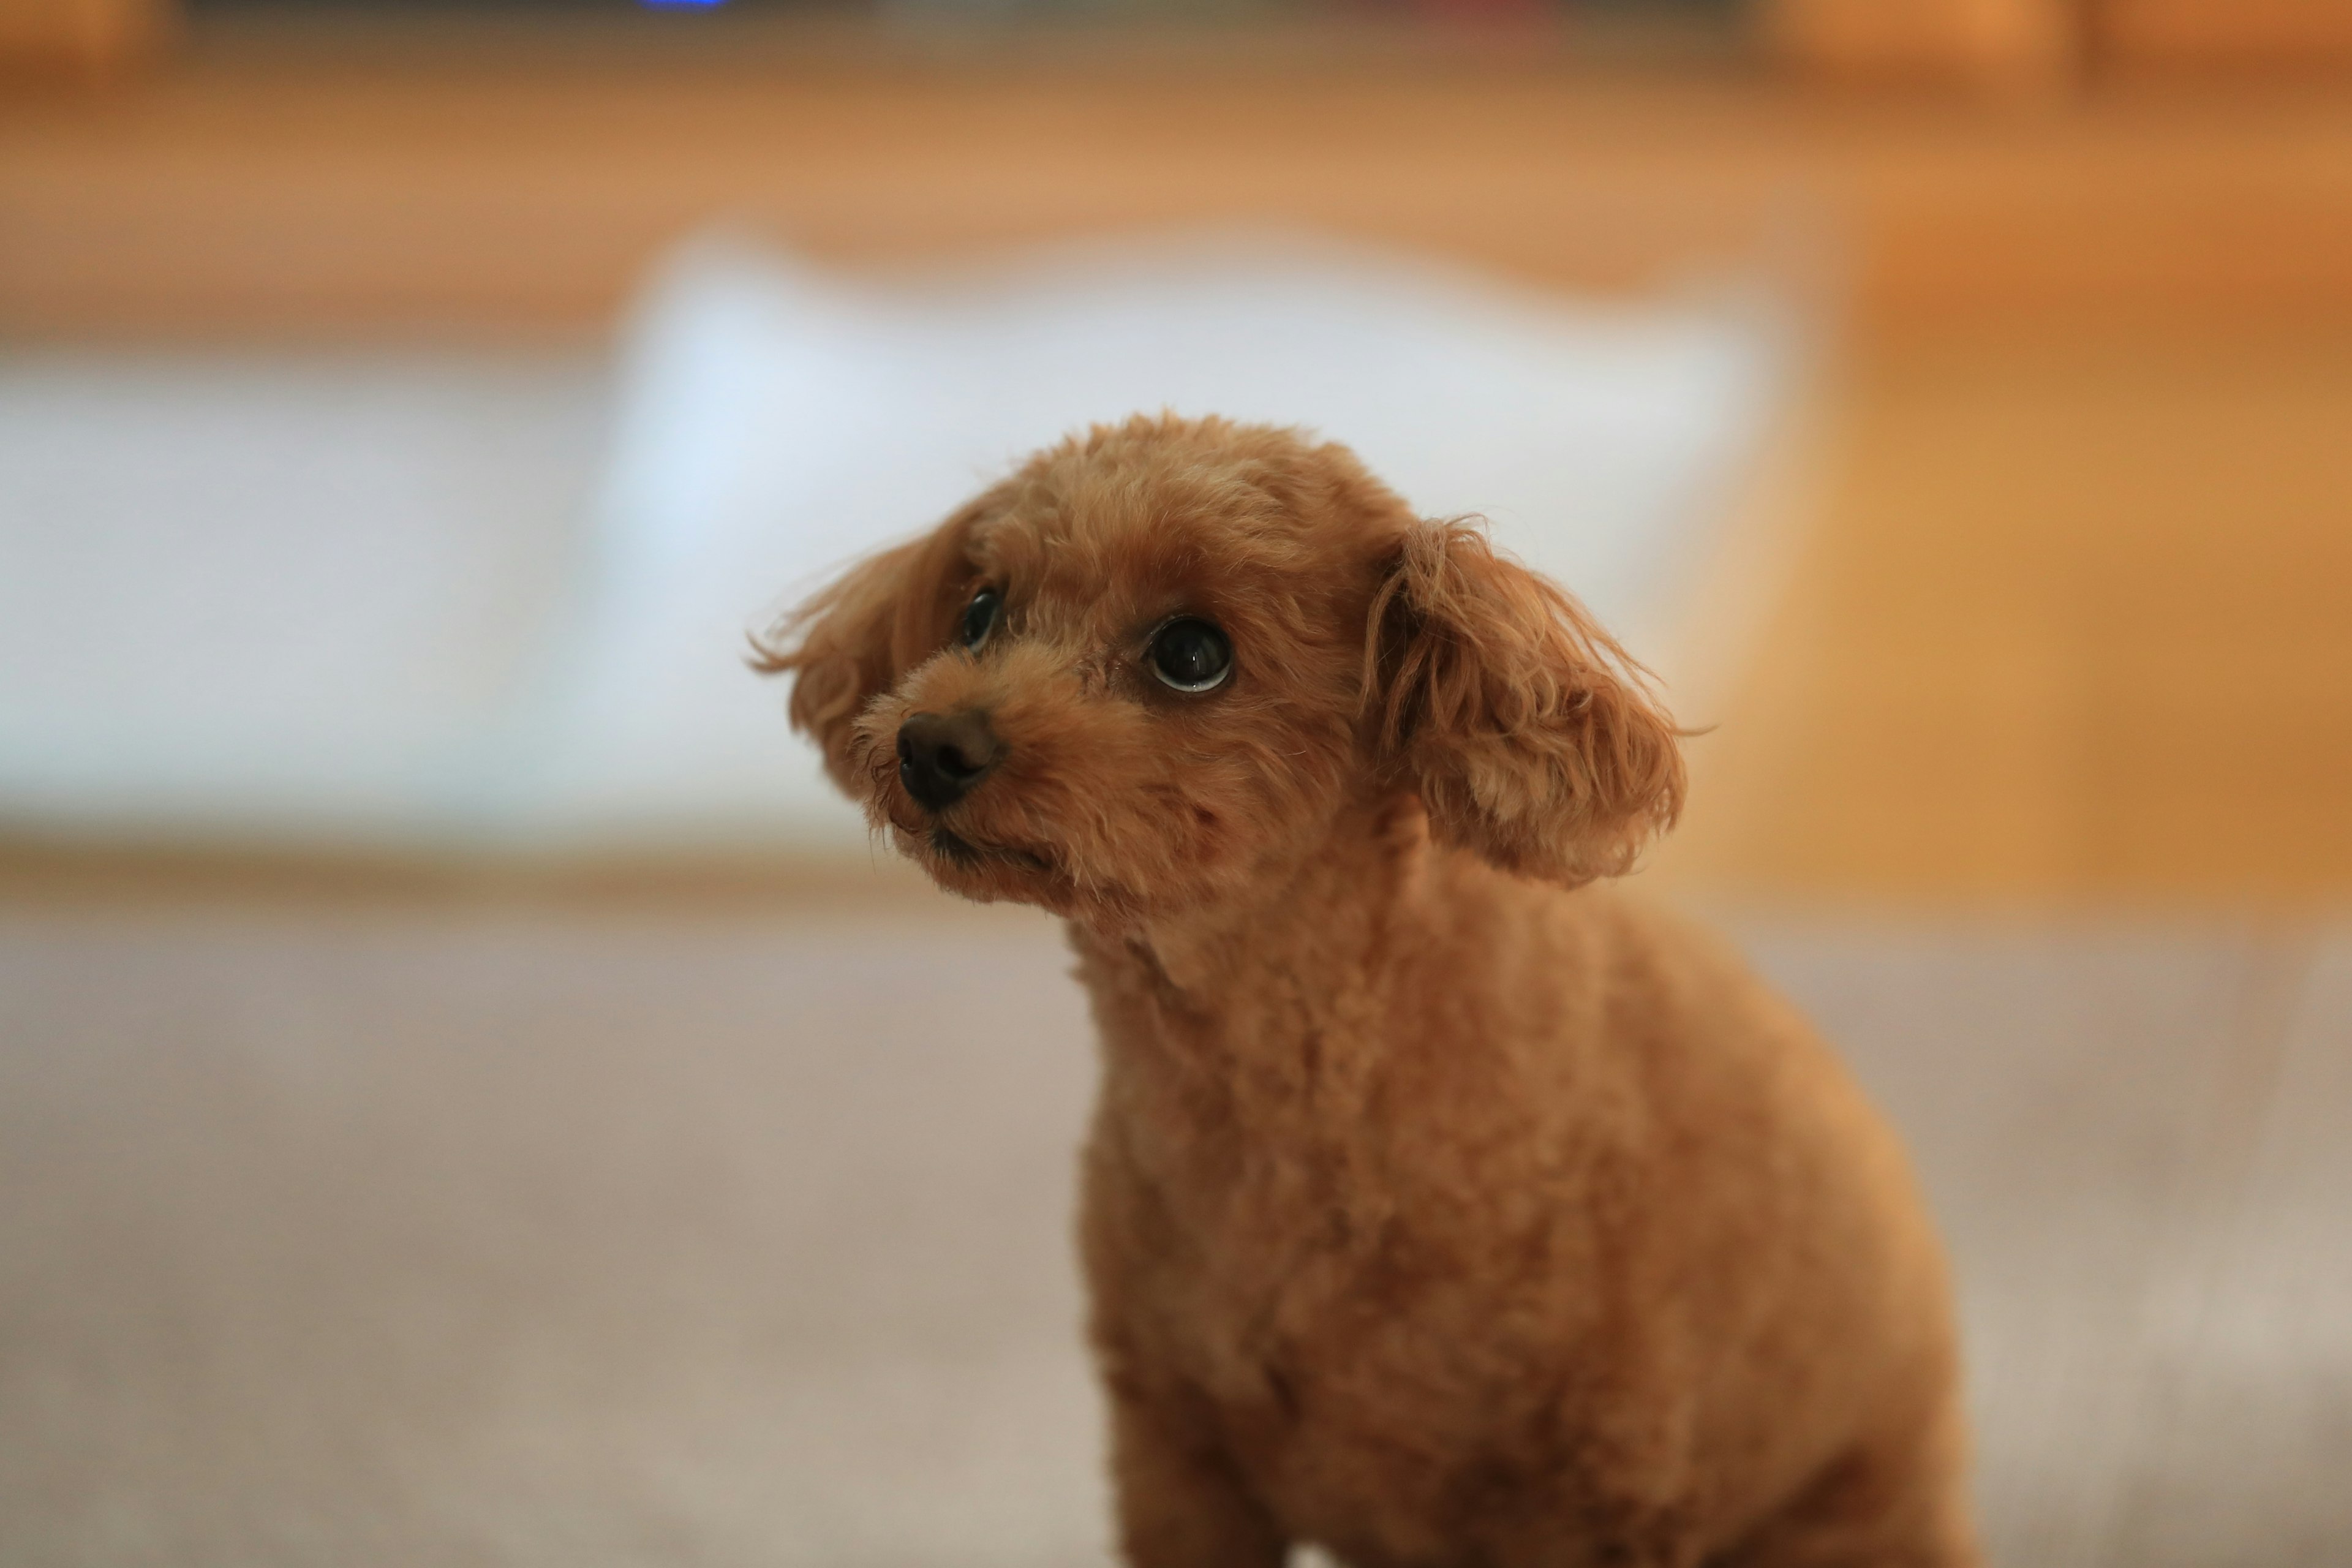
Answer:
[1147,618,1232,693]
[959,588,1001,652]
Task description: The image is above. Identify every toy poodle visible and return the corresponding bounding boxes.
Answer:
[756,415,1976,1567]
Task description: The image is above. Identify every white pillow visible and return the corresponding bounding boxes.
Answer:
[0,351,603,847]
[0,231,1798,854]
[527,229,1798,851]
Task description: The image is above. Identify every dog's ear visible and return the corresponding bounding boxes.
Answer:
[752,502,983,794]
[1365,519,1685,886]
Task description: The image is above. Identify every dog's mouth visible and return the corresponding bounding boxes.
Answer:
[927,824,1053,875]
[861,739,1060,884]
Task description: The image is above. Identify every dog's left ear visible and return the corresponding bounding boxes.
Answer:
[1365,519,1686,886]
[751,499,986,794]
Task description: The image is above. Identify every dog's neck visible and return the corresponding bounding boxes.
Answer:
[1064,793,1462,1244]
[1070,791,1436,1035]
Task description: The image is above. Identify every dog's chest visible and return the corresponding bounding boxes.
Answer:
[1106,1072,1572,1557]
[1080,927,1613,1555]
[1142,1156,1583,1563]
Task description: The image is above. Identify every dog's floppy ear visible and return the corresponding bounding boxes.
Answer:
[1365,519,1685,886]
[751,502,983,794]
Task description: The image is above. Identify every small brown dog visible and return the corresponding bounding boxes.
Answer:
[759,415,1976,1567]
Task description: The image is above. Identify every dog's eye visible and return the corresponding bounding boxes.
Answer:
[959,588,1002,652]
[1147,618,1232,693]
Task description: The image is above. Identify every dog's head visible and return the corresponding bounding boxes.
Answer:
[756,415,1683,925]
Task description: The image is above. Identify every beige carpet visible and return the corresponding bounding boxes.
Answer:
[1,897,2344,1567]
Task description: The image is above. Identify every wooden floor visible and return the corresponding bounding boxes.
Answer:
[1656,326,2352,904]
[9,29,2352,341]
[1,899,2343,1566]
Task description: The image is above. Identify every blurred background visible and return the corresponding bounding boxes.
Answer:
[2,0,2348,1564]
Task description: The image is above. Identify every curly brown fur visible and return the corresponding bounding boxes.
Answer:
[758,414,1978,1568]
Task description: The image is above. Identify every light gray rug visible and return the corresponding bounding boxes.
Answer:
[2,899,2342,1566]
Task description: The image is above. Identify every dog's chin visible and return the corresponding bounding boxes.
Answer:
[892,820,1068,908]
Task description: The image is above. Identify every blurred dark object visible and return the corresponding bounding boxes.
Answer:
[178,0,1751,35]
[156,0,1761,83]
[178,0,1746,13]
[39,0,2352,84]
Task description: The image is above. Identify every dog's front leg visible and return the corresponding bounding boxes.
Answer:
[1106,1382,1289,1568]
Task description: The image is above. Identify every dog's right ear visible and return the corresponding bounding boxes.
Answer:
[1364,519,1685,887]
[751,502,983,794]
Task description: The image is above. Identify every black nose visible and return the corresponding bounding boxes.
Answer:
[896,710,1001,811]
